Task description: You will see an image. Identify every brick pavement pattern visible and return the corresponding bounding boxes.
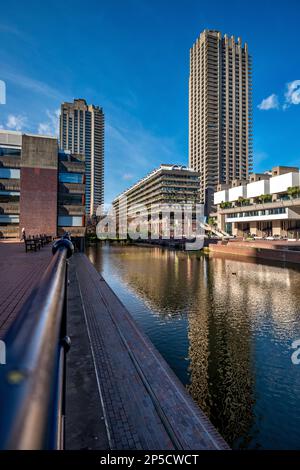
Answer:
[0,241,52,339]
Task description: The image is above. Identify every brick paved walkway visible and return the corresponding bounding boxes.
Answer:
[65,262,109,450]
[71,253,229,450]
[0,241,52,339]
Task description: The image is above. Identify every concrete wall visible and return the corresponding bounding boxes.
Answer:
[228,185,247,202]
[0,130,22,146]
[247,179,270,198]
[272,220,282,237]
[214,189,229,205]
[214,171,300,206]
[249,221,258,235]
[20,135,58,236]
[269,172,299,194]
[210,242,300,264]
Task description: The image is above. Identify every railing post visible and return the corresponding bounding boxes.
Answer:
[51,232,73,449]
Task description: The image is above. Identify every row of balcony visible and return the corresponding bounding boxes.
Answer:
[0,201,86,217]
[0,178,20,191]
[0,202,20,215]
[0,225,19,238]
[58,205,85,216]
[59,161,85,173]
[59,182,85,194]
[57,226,86,237]
[218,195,300,214]
[0,156,21,168]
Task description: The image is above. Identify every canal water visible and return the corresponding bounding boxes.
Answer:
[86,243,300,449]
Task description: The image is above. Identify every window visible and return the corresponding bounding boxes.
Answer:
[58,216,83,227]
[0,147,21,157]
[0,215,19,224]
[0,168,20,179]
[59,172,84,184]
[59,194,83,205]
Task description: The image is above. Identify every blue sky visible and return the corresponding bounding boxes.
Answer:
[0,0,299,202]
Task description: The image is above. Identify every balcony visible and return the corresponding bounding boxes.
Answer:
[0,202,20,215]
[0,225,19,238]
[58,205,85,216]
[59,161,85,173]
[0,178,20,191]
[0,156,21,168]
[219,196,300,215]
[57,226,86,238]
[59,182,85,195]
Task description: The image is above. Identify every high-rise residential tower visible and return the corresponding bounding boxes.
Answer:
[189,29,252,214]
[59,98,104,216]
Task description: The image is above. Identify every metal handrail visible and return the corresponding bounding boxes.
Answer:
[0,235,73,450]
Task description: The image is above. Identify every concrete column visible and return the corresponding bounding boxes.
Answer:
[249,221,257,236]
[272,220,282,237]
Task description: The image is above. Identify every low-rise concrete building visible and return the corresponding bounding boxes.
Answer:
[0,130,86,239]
[213,166,300,238]
[112,164,200,239]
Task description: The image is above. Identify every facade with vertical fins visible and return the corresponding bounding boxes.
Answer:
[189,30,252,214]
[60,99,104,216]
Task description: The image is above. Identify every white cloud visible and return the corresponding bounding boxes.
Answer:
[0,79,6,104]
[253,150,268,166]
[122,173,134,180]
[2,68,64,101]
[257,94,279,110]
[284,80,300,107]
[259,81,300,111]
[38,109,60,136]
[38,122,52,135]
[6,114,27,131]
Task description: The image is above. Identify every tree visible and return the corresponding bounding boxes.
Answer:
[207,216,217,226]
[237,197,250,206]
[237,197,245,206]
[220,201,232,209]
[257,194,272,203]
[287,186,300,199]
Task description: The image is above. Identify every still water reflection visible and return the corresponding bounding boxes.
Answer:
[86,244,300,449]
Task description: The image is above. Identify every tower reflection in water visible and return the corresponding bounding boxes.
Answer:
[86,244,300,449]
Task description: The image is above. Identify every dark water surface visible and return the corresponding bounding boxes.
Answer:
[86,244,300,449]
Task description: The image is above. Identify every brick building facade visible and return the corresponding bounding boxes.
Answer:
[20,134,58,236]
[0,130,86,239]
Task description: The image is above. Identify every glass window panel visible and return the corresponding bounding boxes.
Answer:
[59,172,83,184]
[0,168,20,179]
